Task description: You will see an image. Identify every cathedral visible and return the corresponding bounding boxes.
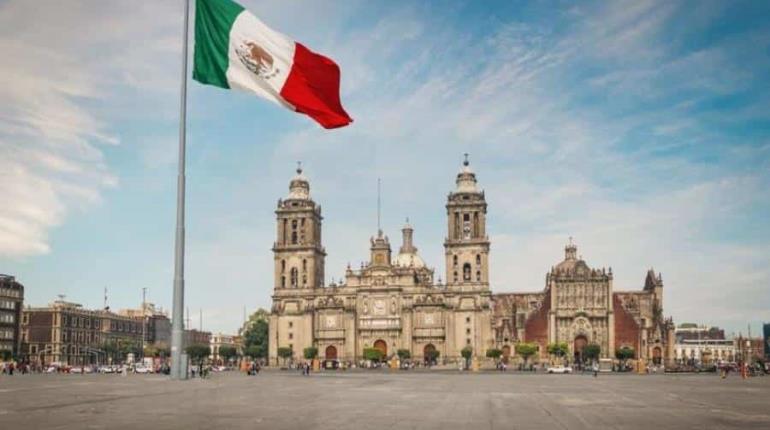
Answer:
[268,158,675,366]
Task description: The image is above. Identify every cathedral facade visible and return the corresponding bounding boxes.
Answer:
[268,159,675,366]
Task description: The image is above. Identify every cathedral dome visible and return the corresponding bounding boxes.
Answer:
[554,238,590,273]
[394,251,426,268]
[394,218,426,268]
[287,163,310,200]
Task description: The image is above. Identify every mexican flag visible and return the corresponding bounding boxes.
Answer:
[193,0,352,129]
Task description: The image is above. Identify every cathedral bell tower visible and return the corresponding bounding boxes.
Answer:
[444,154,490,289]
[273,163,325,290]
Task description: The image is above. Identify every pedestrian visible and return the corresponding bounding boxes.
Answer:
[593,363,598,378]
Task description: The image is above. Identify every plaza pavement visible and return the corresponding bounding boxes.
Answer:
[0,369,768,429]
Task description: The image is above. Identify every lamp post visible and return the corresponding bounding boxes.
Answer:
[141,288,147,361]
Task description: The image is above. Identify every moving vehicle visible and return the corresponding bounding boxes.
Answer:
[546,365,573,374]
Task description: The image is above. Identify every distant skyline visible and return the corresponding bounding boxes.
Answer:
[1,0,768,335]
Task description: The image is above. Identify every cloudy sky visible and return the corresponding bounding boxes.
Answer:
[1,0,768,336]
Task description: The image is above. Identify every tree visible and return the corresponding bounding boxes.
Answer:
[584,343,601,361]
[219,346,238,363]
[461,346,473,369]
[363,348,384,363]
[486,349,502,360]
[303,347,318,360]
[241,309,270,359]
[424,349,440,365]
[547,342,569,358]
[615,346,635,361]
[515,342,539,365]
[277,347,293,367]
[244,345,264,359]
[185,344,210,365]
[0,350,12,361]
[397,349,411,360]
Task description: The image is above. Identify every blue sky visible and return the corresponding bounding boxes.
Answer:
[0,0,768,336]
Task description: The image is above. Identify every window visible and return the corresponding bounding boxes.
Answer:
[290,268,298,287]
[473,212,479,237]
[454,213,460,239]
[302,275,307,286]
[476,254,481,266]
[281,260,286,273]
[453,271,458,283]
[466,317,471,323]
[466,338,471,345]
[288,322,293,328]
[291,232,298,244]
[281,276,286,288]
[453,255,458,267]
[476,271,481,282]
[463,263,471,281]
[466,328,471,335]
[289,333,293,340]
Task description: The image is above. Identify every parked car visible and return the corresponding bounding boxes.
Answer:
[134,365,152,374]
[547,365,573,374]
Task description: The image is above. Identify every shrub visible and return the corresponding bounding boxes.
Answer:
[303,347,318,360]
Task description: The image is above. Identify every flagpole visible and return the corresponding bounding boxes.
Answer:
[170,0,190,381]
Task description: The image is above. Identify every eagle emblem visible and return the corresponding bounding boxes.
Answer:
[236,41,280,80]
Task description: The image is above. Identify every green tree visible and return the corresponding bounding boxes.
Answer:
[185,344,210,365]
[615,346,635,361]
[424,349,440,364]
[547,342,569,358]
[486,348,503,360]
[397,349,411,360]
[515,342,539,365]
[363,348,384,362]
[102,340,118,363]
[584,343,601,361]
[219,346,238,363]
[0,350,13,361]
[241,309,270,359]
[303,347,318,360]
[244,345,264,359]
[277,347,293,367]
[461,346,473,369]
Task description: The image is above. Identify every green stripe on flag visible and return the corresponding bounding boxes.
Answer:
[193,0,244,89]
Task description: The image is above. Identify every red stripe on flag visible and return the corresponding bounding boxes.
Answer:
[280,43,353,129]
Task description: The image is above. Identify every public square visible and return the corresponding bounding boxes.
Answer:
[1,370,768,429]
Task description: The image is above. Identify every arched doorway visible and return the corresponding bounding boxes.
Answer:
[423,344,437,365]
[502,345,511,363]
[652,347,662,365]
[325,345,338,360]
[574,335,588,364]
[374,339,387,358]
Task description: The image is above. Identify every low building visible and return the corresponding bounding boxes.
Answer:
[675,339,735,363]
[0,274,24,359]
[117,303,171,348]
[735,335,765,363]
[675,323,725,342]
[210,333,242,363]
[674,323,734,364]
[184,329,211,347]
[22,299,144,366]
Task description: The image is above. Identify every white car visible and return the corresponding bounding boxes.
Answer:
[547,365,573,374]
[134,365,152,374]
